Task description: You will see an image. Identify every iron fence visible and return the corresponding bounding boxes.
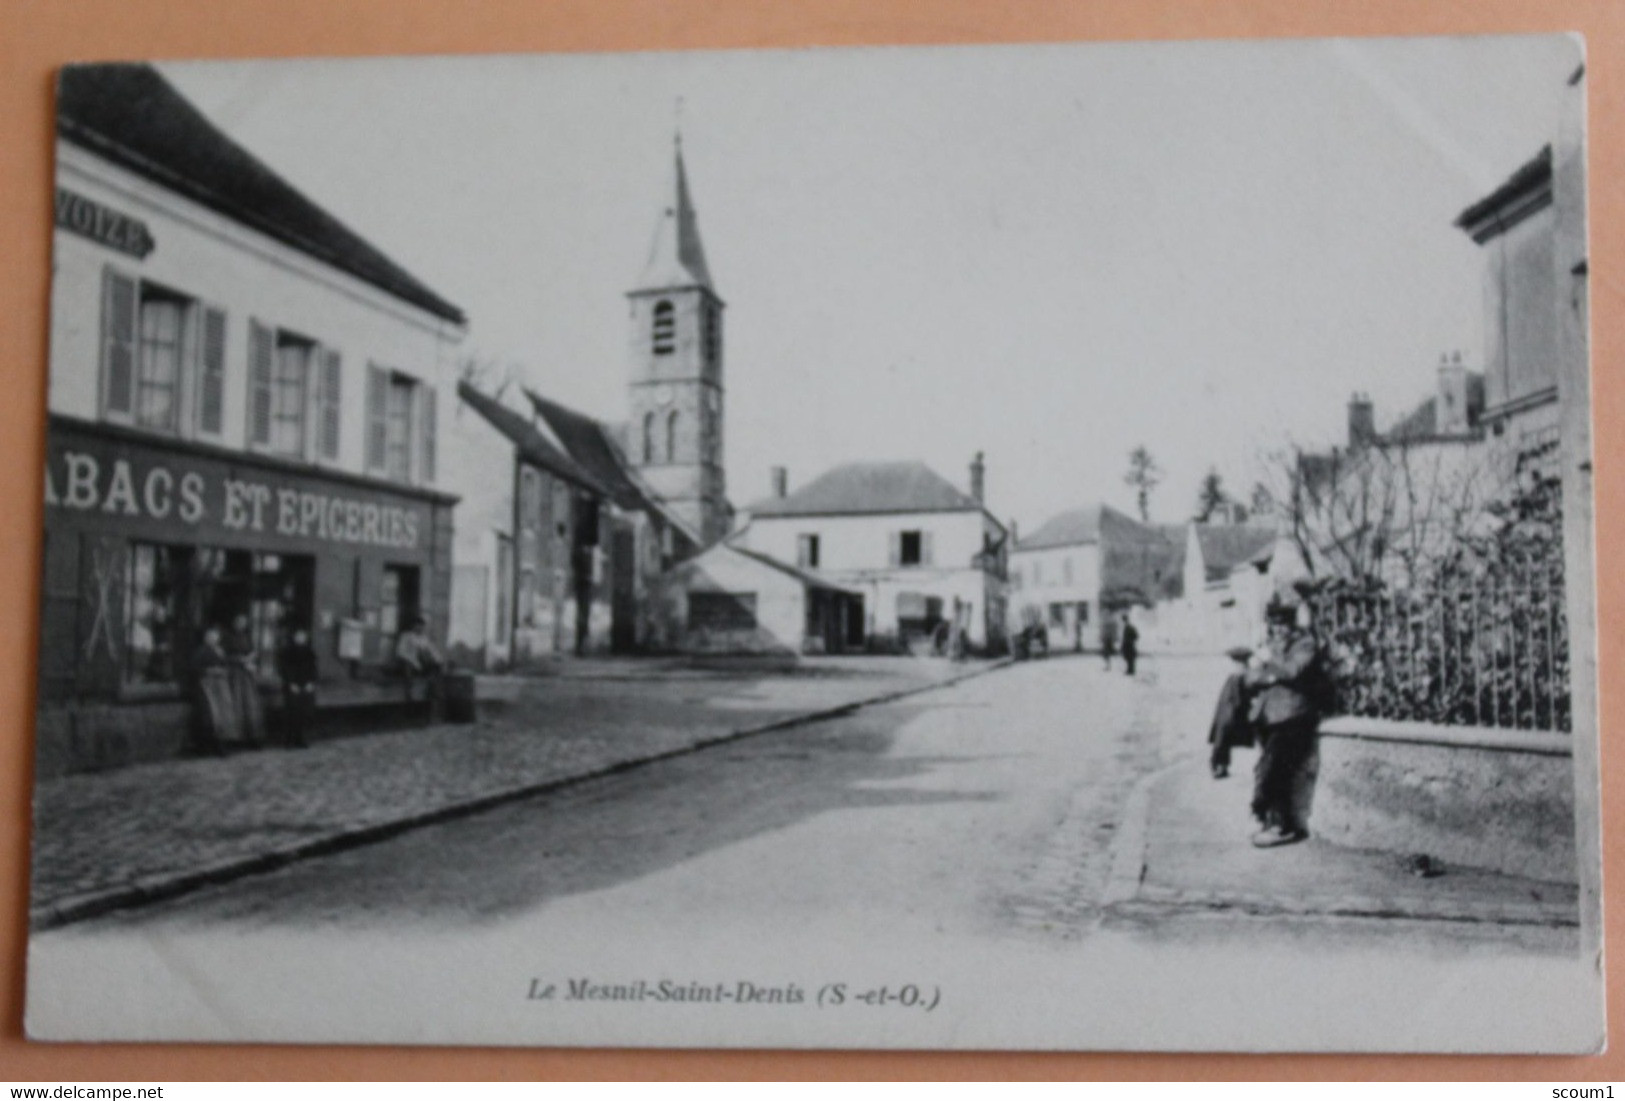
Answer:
[1310,557,1570,733]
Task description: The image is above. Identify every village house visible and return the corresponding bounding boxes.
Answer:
[1007,504,1178,651]
[1286,356,1498,589]
[1144,519,1280,653]
[446,136,730,663]
[1456,144,1572,482]
[649,542,864,655]
[445,381,693,666]
[40,64,466,774]
[732,456,1010,654]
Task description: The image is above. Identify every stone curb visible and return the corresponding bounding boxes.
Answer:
[1113,888,1579,928]
[30,658,1013,932]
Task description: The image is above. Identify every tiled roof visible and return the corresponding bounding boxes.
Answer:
[1456,145,1553,239]
[748,461,983,518]
[724,543,861,594]
[1194,524,1279,581]
[523,389,654,514]
[456,382,605,493]
[58,64,465,325]
[1018,507,1101,551]
[1019,504,1168,552]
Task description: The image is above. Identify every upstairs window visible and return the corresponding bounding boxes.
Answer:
[652,300,675,355]
[890,529,932,568]
[385,374,414,481]
[797,534,820,569]
[248,321,337,459]
[100,268,225,438]
[366,365,437,484]
[666,409,679,464]
[272,332,312,458]
[135,290,185,433]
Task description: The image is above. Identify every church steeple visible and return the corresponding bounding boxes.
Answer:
[625,131,731,547]
[632,137,714,294]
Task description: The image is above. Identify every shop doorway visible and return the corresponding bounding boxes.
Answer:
[379,564,422,662]
[192,550,315,681]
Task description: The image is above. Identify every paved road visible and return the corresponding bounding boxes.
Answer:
[34,655,1594,1050]
[66,655,1176,937]
[59,654,1567,955]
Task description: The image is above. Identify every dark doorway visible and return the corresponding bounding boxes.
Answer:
[610,521,637,653]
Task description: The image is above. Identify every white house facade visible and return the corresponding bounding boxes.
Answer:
[40,64,465,774]
[735,459,1009,652]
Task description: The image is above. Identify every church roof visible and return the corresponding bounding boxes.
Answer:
[58,63,465,325]
[630,141,715,295]
[748,460,984,518]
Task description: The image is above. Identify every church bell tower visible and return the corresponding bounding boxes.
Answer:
[626,135,730,546]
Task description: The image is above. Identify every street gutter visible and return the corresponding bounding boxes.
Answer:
[31,657,1015,931]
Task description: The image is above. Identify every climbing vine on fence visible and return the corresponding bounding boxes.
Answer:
[1308,472,1570,733]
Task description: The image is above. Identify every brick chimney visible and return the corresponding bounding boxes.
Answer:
[1347,392,1376,447]
[970,451,986,504]
[770,466,788,498]
[1437,350,1469,435]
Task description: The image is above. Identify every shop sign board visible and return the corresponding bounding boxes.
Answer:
[43,420,433,554]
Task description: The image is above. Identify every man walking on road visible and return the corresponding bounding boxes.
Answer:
[1120,614,1139,676]
[1243,590,1329,847]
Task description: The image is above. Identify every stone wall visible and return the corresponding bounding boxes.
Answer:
[1314,716,1575,884]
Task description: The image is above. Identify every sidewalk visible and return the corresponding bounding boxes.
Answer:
[30,655,1005,929]
[1107,754,1579,927]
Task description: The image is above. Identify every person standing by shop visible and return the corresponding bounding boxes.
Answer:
[278,626,319,749]
[1120,614,1140,676]
[189,625,233,753]
[396,615,444,707]
[1243,594,1329,848]
[224,612,267,747]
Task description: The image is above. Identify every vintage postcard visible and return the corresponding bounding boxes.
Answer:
[24,34,1603,1051]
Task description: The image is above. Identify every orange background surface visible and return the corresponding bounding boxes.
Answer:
[0,0,1620,1082]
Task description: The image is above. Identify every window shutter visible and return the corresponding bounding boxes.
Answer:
[366,365,387,471]
[319,348,342,460]
[100,268,136,420]
[421,384,438,483]
[888,532,901,568]
[922,531,935,566]
[198,306,226,435]
[247,320,273,446]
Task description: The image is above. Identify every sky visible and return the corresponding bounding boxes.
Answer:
[160,33,1582,532]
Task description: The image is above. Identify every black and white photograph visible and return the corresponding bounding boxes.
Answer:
[24,34,1603,1052]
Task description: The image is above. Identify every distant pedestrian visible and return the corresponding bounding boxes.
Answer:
[1120,615,1139,676]
[278,626,319,749]
[1101,615,1118,670]
[1243,593,1330,848]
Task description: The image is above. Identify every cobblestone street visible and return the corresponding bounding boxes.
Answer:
[29,656,985,926]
